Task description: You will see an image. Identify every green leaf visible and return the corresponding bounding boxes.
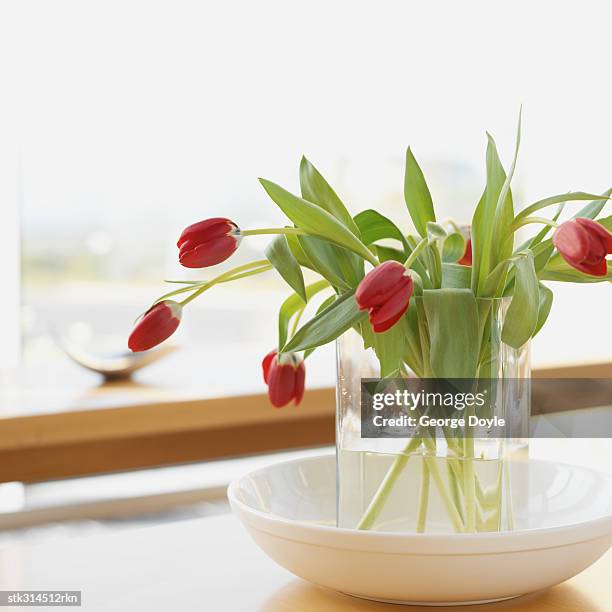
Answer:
[532,240,556,274]
[282,290,366,353]
[518,202,565,252]
[491,111,521,264]
[285,233,315,269]
[316,294,337,314]
[539,266,612,283]
[358,319,377,351]
[422,289,479,378]
[573,188,612,219]
[405,235,433,288]
[373,324,406,378]
[374,244,405,263]
[402,302,423,376]
[441,262,471,288]
[406,269,424,295]
[501,251,539,348]
[299,156,361,236]
[515,192,609,222]
[540,253,612,283]
[482,259,512,296]
[354,209,409,250]
[423,244,442,288]
[472,135,511,294]
[303,295,337,359]
[426,221,447,240]
[442,232,466,263]
[297,236,356,289]
[533,282,553,337]
[470,190,487,292]
[265,235,306,302]
[278,280,330,348]
[404,147,436,237]
[299,159,364,284]
[259,179,377,264]
[597,214,612,231]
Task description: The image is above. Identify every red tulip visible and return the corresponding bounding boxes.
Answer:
[355,261,414,333]
[177,217,240,268]
[458,238,472,266]
[553,218,612,277]
[128,300,182,352]
[262,350,305,408]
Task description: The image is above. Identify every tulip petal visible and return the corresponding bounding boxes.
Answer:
[128,301,182,352]
[293,362,305,406]
[554,218,611,277]
[179,235,239,268]
[355,261,411,309]
[267,360,297,408]
[369,282,412,332]
[583,231,606,263]
[553,221,590,262]
[565,257,608,277]
[177,218,236,248]
[457,239,472,266]
[575,217,612,252]
[262,350,277,384]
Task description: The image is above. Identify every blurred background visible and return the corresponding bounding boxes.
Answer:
[0,0,610,544]
[1,0,611,374]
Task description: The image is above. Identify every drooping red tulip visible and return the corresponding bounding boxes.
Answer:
[458,238,472,266]
[128,300,182,352]
[553,218,612,277]
[355,261,414,333]
[262,349,305,408]
[177,217,240,268]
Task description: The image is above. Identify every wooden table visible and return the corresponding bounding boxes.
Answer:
[0,512,610,611]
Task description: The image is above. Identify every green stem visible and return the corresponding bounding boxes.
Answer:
[447,452,491,528]
[289,306,305,337]
[215,265,273,284]
[244,228,379,267]
[179,260,270,306]
[423,454,465,533]
[241,227,308,237]
[155,263,272,303]
[403,237,429,270]
[356,436,422,530]
[503,457,514,531]
[514,192,610,222]
[510,216,560,233]
[416,459,430,533]
[496,217,560,266]
[447,461,464,524]
[422,437,465,533]
[462,436,477,532]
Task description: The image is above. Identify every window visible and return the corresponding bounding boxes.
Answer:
[1,2,610,482]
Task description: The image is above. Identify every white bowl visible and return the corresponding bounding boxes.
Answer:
[228,454,612,606]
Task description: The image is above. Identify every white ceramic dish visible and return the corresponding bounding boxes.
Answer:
[228,453,612,606]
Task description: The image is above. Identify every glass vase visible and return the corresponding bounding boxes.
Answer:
[336,297,530,534]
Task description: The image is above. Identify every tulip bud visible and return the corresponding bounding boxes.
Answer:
[177,217,241,268]
[458,238,472,267]
[553,217,612,277]
[262,349,305,408]
[128,300,182,352]
[355,261,414,333]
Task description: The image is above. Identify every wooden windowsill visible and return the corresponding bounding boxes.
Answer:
[1,349,611,484]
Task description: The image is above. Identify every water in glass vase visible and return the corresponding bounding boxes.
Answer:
[335,300,530,535]
[337,446,514,534]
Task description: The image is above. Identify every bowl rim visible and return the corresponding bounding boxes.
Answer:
[227,453,612,555]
